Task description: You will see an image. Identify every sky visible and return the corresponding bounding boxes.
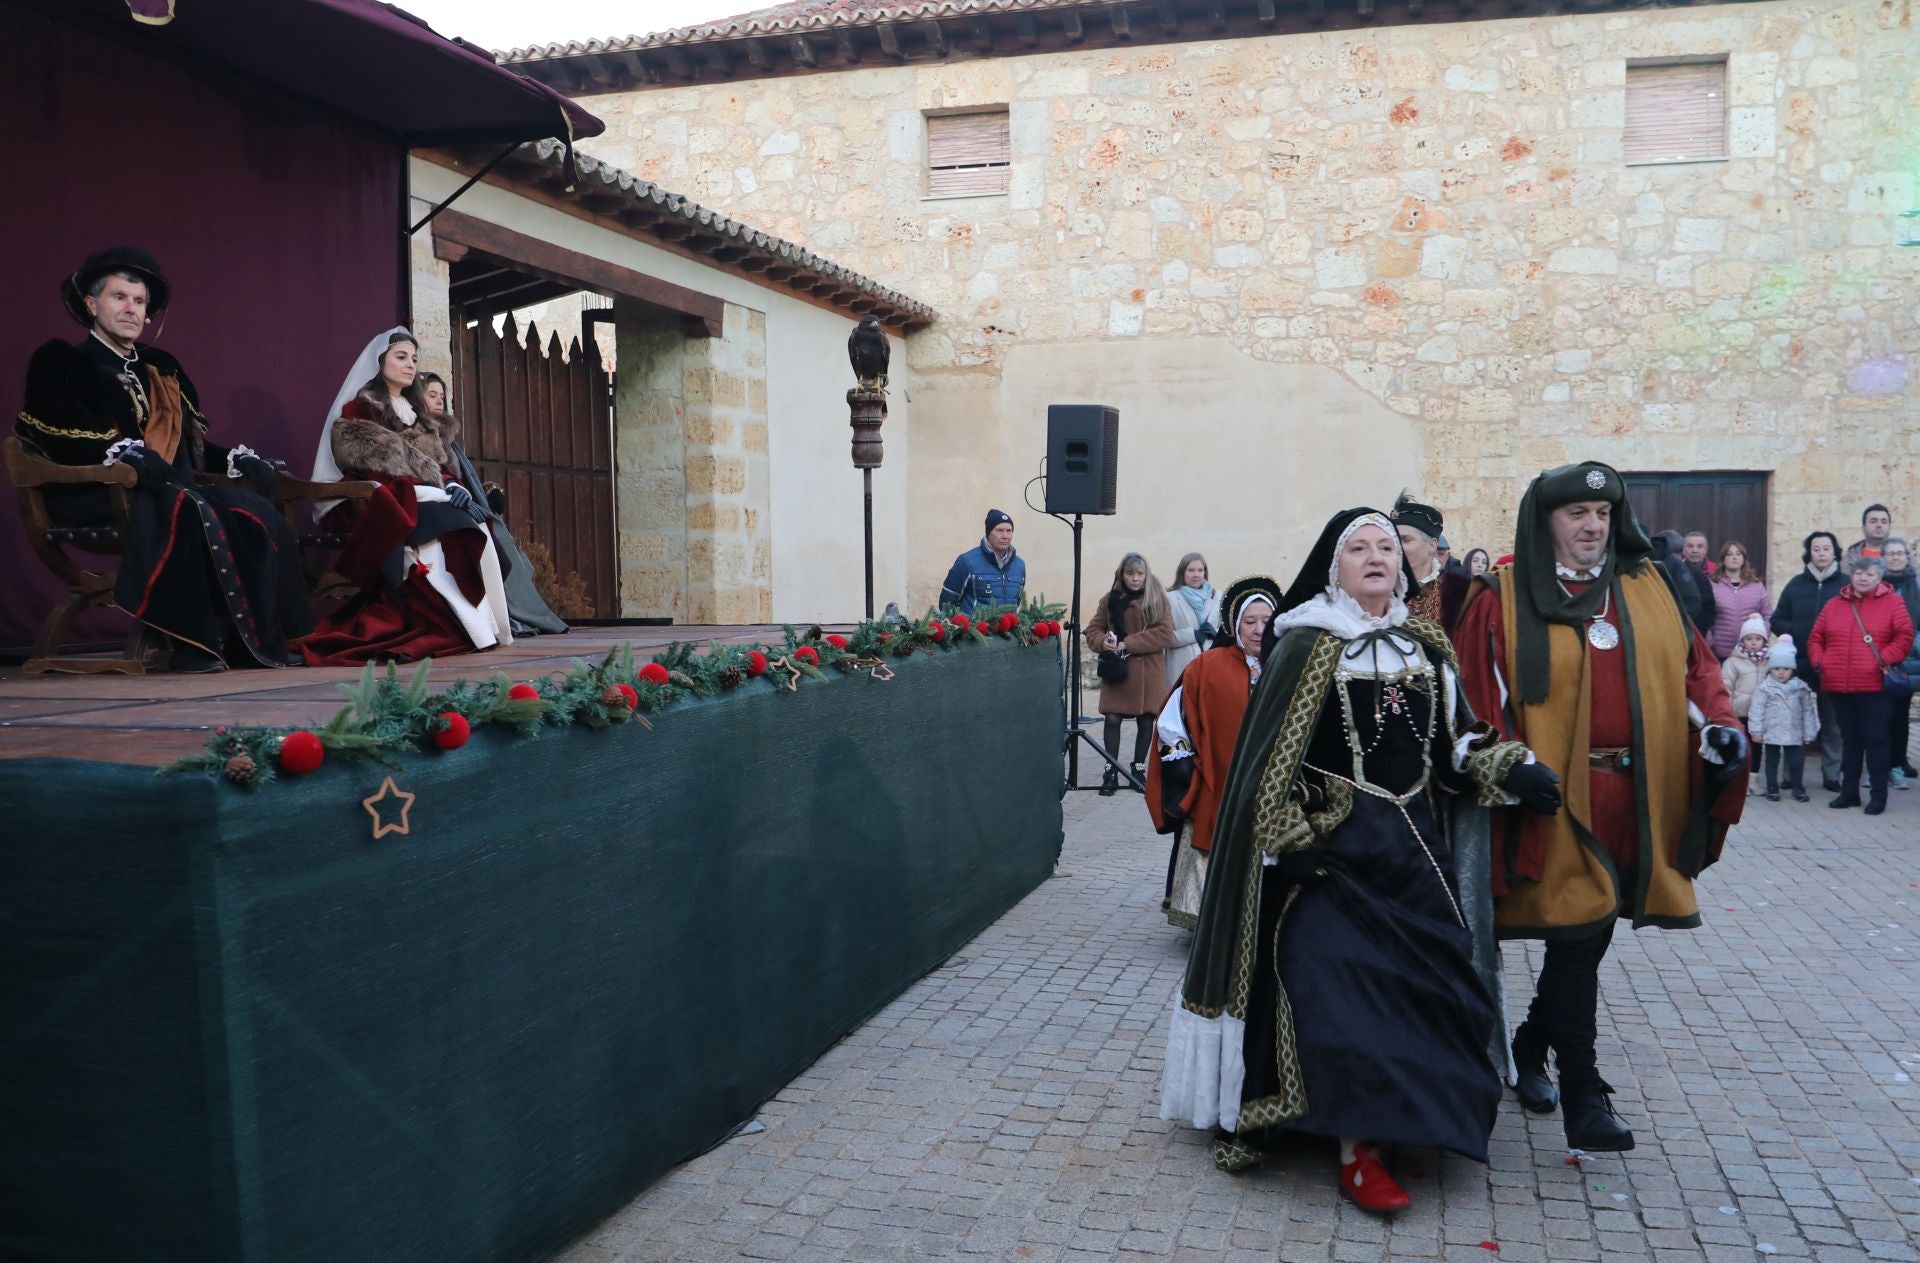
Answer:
[401,0,752,51]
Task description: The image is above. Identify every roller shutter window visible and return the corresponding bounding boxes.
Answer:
[927,110,1011,197]
[1624,60,1728,165]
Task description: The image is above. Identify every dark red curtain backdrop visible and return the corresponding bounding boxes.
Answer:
[0,7,403,648]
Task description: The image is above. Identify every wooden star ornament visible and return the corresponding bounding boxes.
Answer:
[362,776,416,839]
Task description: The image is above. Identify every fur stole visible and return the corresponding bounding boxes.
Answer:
[331,389,460,487]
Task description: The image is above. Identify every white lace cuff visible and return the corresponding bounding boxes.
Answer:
[225,444,260,479]
[102,437,144,466]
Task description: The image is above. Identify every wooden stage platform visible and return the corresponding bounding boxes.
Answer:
[0,625,823,766]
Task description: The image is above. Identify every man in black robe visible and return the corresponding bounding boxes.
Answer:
[16,247,310,670]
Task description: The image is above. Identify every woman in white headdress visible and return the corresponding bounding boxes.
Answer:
[294,329,512,665]
[1159,508,1560,1213]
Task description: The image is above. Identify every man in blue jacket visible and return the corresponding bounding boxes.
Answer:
[940,509,1026,613]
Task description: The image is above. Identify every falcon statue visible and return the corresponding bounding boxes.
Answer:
[847,314,890,392]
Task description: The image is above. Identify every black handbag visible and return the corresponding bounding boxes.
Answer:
[1096,649,1130,683]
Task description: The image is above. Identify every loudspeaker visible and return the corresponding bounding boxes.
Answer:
[1044,404,1119,516]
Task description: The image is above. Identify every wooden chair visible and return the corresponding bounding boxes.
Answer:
[4,436,376,674]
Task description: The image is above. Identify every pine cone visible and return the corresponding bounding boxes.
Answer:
[225,753,256,784]
[719,666,744,690]
[600,684,627,709]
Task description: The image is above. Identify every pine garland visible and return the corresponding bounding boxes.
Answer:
[159,600,1065,789]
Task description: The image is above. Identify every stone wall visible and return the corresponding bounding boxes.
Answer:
[614,303,774,623]
[579,0,1918,604]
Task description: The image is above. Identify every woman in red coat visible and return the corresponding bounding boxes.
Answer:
[1809,557,1916,814]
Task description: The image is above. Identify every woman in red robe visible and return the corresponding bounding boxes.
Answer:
[295,329,513,665]
[1146,575,1281,927]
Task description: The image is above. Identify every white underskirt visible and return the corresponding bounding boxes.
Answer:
[408,486,513,651]
[1159,993,1246,1132]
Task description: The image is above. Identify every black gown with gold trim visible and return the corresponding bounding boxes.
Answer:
[17,336,310,664]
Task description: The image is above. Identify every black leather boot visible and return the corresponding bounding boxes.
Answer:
[1561,1077,1635,1152]
[1129,762,1147,794]
[1511,1024,1558,1115]
[1098,766,1118,797]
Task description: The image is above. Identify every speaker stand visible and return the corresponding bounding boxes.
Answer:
[1053,511,1145,795]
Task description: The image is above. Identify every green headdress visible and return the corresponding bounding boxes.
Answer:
[1510,461,1655,704]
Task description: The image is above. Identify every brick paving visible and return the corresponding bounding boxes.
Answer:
[560,769,1920,1263]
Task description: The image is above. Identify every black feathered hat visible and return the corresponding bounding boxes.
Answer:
[1212,574,1283,649]
[63,246,170,328]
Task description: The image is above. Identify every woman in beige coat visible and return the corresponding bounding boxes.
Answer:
[1084,553,1177,795]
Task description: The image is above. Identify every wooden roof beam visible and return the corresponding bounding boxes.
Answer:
[1257,0,1277,21]
[1062,11,1085,43]
[876,22,904,59]
[789,35,817,68]
[1159,1,1181,34]
[1207,0,1229,31]
[835,31,862,64]
[743,38,772,69]
[924,19,947,56]
[1015,13,1039,44]
[1111,6,1133,38]
[970,19,993,51]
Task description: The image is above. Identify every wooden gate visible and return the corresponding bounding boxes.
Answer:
[454,315,617,618]
[1623,471,1770,579]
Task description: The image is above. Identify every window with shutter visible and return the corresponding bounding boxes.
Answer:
[927,110,1011,198]
[1624,60,1728,166]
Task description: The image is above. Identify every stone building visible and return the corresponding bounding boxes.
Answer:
[405,143,931,624]
[504,0,1917,607]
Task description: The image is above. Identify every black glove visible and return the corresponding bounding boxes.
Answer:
[1268,848,1330,885]
[1705,726,1748,783]
[1503,760,1563,815]
[234,455,278,498]
[119,444,176,493]
[1158,757,1194,832]
[1195,621,1217,647]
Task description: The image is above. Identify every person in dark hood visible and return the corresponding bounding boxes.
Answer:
[938,509,1026,615]
[16,247,310,671]
[1455,462,1747,1155]
[1160,507,1550,1214]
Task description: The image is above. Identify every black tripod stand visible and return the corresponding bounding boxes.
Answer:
[1052,511,1145,794]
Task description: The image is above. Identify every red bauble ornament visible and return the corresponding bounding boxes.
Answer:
[615,683,639,709]
[795,645,820,665]
[433,712,471,750]
[998,613,1020,634]
[278,729,325,775]
[507,683,541,701]
[928,622,946,642]
[953,613,971,629]
[1045,621,1061,638]
[638,662,671,686]
[747,650,769,677]
[825,634,849,650]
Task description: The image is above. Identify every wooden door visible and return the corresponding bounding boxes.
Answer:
[1622,471,1770,579]
[453,315,618,618]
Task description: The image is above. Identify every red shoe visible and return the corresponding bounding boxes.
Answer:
[1338,1143,1412,1213]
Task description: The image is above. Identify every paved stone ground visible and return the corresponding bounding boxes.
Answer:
[561,764,1920,1263]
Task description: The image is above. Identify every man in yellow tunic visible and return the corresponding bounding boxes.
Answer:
[1455,462,1748,1153]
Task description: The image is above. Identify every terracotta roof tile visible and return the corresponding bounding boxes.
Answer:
[499,0,1089,60]
[489,140,936,328]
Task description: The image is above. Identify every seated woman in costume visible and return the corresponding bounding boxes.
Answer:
[295,329,512,665]
[413,371,566,637]
[1147,574,1281,928]
[1159,509,1562,1213]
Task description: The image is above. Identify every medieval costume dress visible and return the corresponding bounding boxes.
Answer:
[1147,575,1282,929]
[296,329,512,665]
[1453,461,1746,1152]
[15,249,310,667]
[1393,491,1471,632]
[1160,509,1529,1189]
